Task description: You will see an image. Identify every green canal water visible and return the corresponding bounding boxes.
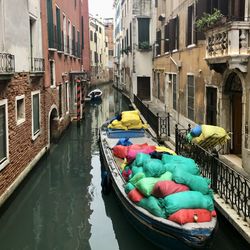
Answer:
[0,84,249,250]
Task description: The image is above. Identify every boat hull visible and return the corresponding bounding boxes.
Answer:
[99,127,217,250]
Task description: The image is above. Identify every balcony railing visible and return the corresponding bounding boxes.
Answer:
[0,53,15,74]
[205,21,250,72]
[30,57,45,72]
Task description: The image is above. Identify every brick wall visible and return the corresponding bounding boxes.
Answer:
[0,73,47,195]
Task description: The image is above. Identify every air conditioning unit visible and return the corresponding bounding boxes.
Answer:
[158,14,165,21]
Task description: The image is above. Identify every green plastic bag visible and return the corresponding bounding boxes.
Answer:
[138,196,165,218]
[135,171,172,196]
[129,172,145,185]
[133,153,151,167]
[172,168,211,195]
[143,158,166,177]
[161,191,214,216]
[124,182,135,194]
[162,155,200,175]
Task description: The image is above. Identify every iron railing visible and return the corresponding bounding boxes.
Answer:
[175,125,250,222]
[134,95,170,138]
[0,53,15,73]
[30,58,45,72]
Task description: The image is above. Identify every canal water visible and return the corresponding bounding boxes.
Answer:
[0,84,249,250]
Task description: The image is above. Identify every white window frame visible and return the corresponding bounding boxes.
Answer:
[15,95,25,125]
[0,99,9,171]
[49,59,56,88]
[31,90,41,140]
[186,74,195,121]
[65,81,69,114]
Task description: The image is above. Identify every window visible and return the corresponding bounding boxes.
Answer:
[72,25,75,55]
[0,99,9,171]
[16,95,25,125]
[156,30,161,55]
[65,81,69,113]
[49,60,56,87]
[206,87,217,125]
[81,16,84,49]
[138,18,150,48]
[167,74,177,110]
[68,20,72,54]
[187,75,195,121]
[169,16,179,51]
[59,84,62,117]
[109,50,113,56]
[31,91,40,140]
[63,14,67,52]
[47,0,54,48]
[90,30,93,41]
[186,4,196,46]
[56,6,61,51]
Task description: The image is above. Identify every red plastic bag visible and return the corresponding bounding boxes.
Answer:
[127,188,144,203]
[112,145,128,159]
[168,209,212,225]
[127,144,156,163]
[152,180,189,198]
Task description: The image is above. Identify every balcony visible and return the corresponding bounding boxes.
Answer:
[30,57,45,77]
[0,53,15,80]
[205,21,250,73]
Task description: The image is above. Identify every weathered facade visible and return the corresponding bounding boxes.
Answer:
[152,0,250,174]
[114,0,154,99]
[0,0,90,206]
[41,0,90,141]
[104,18,114,82]
[89,15,109,84]
[0,0,47,203]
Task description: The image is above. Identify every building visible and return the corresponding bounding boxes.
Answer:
[104,18,114,82]
[0,0,46,203]
[41,0,90,141]
[89,15,109,84]
[0,0,90,206]
[152,0,250,174]
[113,0,122,88]
[114,0,154,100]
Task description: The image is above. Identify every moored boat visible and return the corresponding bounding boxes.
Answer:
[99,110,218,250]
[87,88,102,101]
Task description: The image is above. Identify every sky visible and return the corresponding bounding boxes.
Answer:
[89,0,114,18]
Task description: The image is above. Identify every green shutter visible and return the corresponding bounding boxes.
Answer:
[47,0,54,48]
[56,7,61,50]
[138,18,150,46]
[33,94,40,135]
[81,17,84,49]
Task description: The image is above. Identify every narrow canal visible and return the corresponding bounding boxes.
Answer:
[0,84,249,250]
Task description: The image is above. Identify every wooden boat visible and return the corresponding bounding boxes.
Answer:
[87,88,102,101]
[99,115,218,250]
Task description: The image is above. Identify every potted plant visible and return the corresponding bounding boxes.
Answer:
[138,41,152,51]
[195,9,226,32]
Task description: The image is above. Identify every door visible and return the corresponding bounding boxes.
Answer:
[232,93,242,155]
[206,87,217,125]
[137,77,150,100]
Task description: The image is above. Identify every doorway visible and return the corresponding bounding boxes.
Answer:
[225,73,242,155]
[137,76,150,100]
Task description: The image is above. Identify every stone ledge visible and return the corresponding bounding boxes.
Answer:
[214,194,250,244]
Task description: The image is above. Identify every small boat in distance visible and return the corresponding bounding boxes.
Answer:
[99,110,218,250]
[87,88,102,101]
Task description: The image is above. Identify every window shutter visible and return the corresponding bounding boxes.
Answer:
[138,18,150,45]
[176,16,179,50]
[164,24,169,52]
[0,106,6,161]
[186,5,192,46]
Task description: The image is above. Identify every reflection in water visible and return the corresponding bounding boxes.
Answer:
[0,84,249,250]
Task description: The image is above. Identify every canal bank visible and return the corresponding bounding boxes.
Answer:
[118,87,250,246]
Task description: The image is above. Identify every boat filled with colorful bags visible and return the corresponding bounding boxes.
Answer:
[99,110,218,249]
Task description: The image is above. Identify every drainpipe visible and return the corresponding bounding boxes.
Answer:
[170,55,182,124]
